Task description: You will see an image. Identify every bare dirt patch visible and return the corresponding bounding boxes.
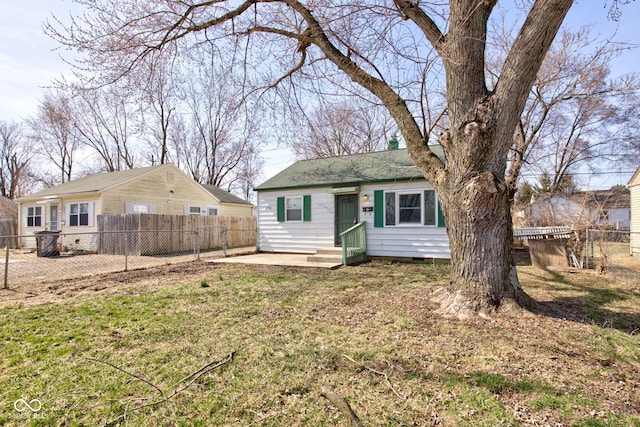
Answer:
[0,261,216,307]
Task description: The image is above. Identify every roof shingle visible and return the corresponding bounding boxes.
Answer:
[255,148,442,191]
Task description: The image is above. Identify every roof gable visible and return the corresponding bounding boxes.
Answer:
[569,189,630,210]
[20,164,177,200]
[525,189,630,211]
[255,147,443,191]
[629,166,640,187]
[201,184,253,206]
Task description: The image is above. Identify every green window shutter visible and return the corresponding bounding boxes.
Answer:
[437,196,445,227]
[303,195,312,222]
[374,190,384,228]
[277,197,285,222]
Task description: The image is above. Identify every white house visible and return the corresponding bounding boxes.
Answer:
[254,147,450,262]
[518,189,630,230]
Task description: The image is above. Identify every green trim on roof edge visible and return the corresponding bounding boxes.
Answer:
[255,176,428,192]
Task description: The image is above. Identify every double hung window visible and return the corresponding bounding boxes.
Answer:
[26,206,42,227]
[384,190,437,226]
[69,202,90,226]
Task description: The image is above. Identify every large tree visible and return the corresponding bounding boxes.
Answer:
[494,25,640,193]
[49,0,627,317]
[0,120,33,199]
[292,99,395,159]
[73,86,138,171]
[27,89,80,184]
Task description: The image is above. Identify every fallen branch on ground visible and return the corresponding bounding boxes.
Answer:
[320,386,363,427]
[85,350,235,426]
[342,353,406,399]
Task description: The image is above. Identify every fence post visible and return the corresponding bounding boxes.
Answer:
[586,229,591,270]
[194,228,200,261]
[223,226,228,257]
[3,245,8,289]
[124,232,128,272]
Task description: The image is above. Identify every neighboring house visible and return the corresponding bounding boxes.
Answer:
[18,164,253,248]
[254,147,450,261]
[517,189,630,230]
[630,167,640,255]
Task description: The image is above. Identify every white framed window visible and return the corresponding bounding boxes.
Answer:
[25,206,43,227]
[286,197,302,221]
[189,206,202,215]
[206,206,219,216]
[68,202,93,227]
[385,190,437,226]
[125,202,157,214]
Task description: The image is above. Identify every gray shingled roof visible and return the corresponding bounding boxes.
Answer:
[201,184,254,206]
[20,165,167,200]
[255,147,442,191]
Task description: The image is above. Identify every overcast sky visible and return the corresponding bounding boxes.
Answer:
[0,1,638,187]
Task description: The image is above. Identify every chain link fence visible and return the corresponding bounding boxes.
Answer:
[1,226,257,288]
[580,229,639,284]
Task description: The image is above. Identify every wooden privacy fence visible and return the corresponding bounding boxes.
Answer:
[97,214,257,256]
[0,219,16,249]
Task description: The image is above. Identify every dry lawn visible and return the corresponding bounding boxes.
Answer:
[0,254,638,426]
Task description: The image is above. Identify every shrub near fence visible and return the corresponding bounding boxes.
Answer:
[98,214,257,255]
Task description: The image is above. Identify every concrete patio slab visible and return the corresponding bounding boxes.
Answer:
[208,253,342,269]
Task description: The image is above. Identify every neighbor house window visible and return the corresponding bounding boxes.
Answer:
[206,206,218,216]
[125,202,156,214]
[286,197,302,221]
[384,190,437,226]
[133,204,149,214]
[189,206,202,215]
[26,206,42,227]
[69,202,90,226]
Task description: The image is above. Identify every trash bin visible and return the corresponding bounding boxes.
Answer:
[35,230,61,257]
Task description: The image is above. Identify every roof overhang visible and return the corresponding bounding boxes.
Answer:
[327,186,360,195]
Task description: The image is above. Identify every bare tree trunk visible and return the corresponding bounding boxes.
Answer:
[437,180,533,317]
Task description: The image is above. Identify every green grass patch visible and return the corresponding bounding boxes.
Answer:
[0,261,638,425]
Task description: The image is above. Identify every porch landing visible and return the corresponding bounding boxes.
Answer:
[209,252,342,269]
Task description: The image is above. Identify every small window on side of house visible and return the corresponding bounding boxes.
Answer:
[286,197,302,221]
[26,206,42,227]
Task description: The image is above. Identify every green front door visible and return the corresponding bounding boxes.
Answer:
[335,194,358,246]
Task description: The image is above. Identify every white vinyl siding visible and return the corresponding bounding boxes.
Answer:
[258,190,333,253]
[256,181,450,260]
[631,183,640,254]
[365,182,449,260]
